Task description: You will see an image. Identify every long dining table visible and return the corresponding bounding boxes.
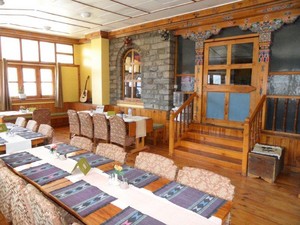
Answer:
[0,110,32,123]
[1,144,232,225]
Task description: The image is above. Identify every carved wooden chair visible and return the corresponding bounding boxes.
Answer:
[134,152,178,180]
[95,143,127,164]
[109,115,135,150]
[67,109,81,138]
[32,108,51,126]
[93,113,109,145]
[15,116,26,127]
[38,124,54,144]
[70,136,93,152]
[78,112,94,140]
[25,119,38,132]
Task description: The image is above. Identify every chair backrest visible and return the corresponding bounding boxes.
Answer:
[176,167,235,201]
[15,117,26,127]
[134,152,178,180]
[25,184,64,225]
[95,143,127,164]
[0,167,27,223]
[67,109,80,137]
[32,108,51,126]
[93,113,109,142]
[78,112,93,139]
[109,116,126,147]
[26,119,38,132]
[38,124,54,144]
[70,136,93,152]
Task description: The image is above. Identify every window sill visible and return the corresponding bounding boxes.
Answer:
[117,99,144,108]
[11,97,55,105]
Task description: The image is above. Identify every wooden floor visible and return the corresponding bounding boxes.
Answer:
[1,126,299,225]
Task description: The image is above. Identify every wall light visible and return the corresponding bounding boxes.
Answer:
[0,0,5,6]
[80,12,91,18]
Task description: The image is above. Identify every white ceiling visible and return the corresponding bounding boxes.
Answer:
[0,0,242,39]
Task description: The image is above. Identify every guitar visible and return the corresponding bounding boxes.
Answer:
[80,76,90,103]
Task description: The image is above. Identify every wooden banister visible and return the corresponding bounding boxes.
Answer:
[169,92,197,156]
[242,95,266,176]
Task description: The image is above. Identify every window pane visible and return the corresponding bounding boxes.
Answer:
[207,70,226,85]
[24,83,37,96]
[8,83,19,97]
[56,44,73,53]
[1,37,21,60]
[40,42,55,62]
[40,69,53,82]
[57,54,73,64]
[231,43,253,64]
[41,83,53,95]
[208,45,227,65]
[22,39,39,61]
[7,68,18,81]
[230,69,252,85]
[22,68,36,81]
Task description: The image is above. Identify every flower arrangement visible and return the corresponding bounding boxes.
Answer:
[50,144,57,154]
[114,164,123,177]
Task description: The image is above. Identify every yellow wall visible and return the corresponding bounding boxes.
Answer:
[61,66,79,102]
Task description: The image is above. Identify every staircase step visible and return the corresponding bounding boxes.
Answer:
[174,146,242,171]
[187,130,243,148]
[189,123,244,138]
[180,138,243,159]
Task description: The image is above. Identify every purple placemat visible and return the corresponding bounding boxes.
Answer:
[0,137,7,144]
[45,143,81,155]
[51,180,116,217]
[103,206,166,225]
[106,165,159,188]
[17,131,43,139]
[154,181,226,218]
[20,163,70,185]
[69,152,113,167]
[1,151,41,168]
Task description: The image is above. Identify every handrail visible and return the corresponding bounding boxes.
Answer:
[242,95,266,176]
[169,92,197,156]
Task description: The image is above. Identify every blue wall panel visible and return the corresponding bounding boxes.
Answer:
[207,92,225,119]
[229,93,250,121]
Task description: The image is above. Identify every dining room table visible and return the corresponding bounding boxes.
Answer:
[0,143,232,225]
[0,123,45,154]
[0,110,33,123]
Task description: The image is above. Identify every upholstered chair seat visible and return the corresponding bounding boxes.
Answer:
[134,152,178,180]
[95,143,127,164]
[70,136,93,152]
[25,119,38,132]
[38,124,54,144]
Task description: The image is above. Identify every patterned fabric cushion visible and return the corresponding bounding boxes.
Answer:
[32,108,51,126]
[78,112,94,139]
[38,124,54,144]
[15,117,26,127]
[26,120,38,132]
[70,136,93,152]
[176,167,235,201]
[67,110,81,137]
[95,143,127,164]
[0,167,27,222]
[93,113,109,142]
[109,116,135,148]
[134,152,178,181]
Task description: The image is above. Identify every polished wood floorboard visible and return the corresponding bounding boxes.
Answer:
[1,126,299,225]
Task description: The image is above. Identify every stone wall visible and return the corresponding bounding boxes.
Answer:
[109,31,175,110]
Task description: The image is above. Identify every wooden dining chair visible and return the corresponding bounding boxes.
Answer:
[78,112,94,140]
[25,119,38,132]
[134,152,178,180]
[176,166,235,201]
[93,113,109,145]
[109,115,135,150]
[15,116,26,127]
[0,167,27,223]
[38,124,54,145]
[32,108,51,126]
[70,136,93,152]
[95,143,127,164]
[67,109,81,138]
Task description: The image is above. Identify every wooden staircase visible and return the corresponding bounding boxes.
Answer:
[174,123,244,171]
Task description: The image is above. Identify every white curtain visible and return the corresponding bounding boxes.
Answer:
[0,58,12,111]
[55,63,64,108]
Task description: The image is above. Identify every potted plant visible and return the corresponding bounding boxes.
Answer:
[18,85,26,100]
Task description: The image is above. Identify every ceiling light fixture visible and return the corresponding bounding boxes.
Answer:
[0,0,5,6]
[80,12,91,18]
